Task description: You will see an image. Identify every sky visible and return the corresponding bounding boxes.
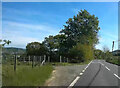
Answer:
[2,2,118,51]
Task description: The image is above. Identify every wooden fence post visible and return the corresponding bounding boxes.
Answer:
[60,56,62,63]
[40,56,41,64]
[34,56,36,66]
[39,56,40,66]
[44,55,46,62]
[28,56,30,65]
[23,57,25,62]
[14,54,17,71]
[32,56,34,68]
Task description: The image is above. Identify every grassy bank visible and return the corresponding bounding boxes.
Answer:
[2,59,91,86]
[2,64,53,86]
[106,58,119,66]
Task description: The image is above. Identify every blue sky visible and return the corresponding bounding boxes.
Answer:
[2,2,118,51]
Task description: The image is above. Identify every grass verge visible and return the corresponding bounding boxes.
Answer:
[2,64,53,86]
[106,59,119,66]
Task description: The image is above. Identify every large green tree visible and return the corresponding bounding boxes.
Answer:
[31,9,100,62]
[58,10,100,62]
[60,10,100,50]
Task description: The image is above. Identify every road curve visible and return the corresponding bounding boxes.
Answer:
[71,60,119,87]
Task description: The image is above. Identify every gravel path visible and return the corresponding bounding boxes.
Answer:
[45,64,87,86]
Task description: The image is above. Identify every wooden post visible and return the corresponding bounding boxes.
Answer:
[44,55,46,62]
[41,55,46,66]
[23,57,25,62]
[39,56,41,66]
[32,56,34,68]
[40,56,41,64]
[34,56,36,66]
[28,56,30,65]
[64,57,65,63]
[14,54,17,71]
[60,56,62,63]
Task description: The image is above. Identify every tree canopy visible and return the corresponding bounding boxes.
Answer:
[26,9,100,62]
[60,10,100,47]
[26,42,47,56]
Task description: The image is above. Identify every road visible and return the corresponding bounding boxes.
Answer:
[69,60,120,88]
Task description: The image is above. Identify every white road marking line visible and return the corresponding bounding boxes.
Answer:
[84,60,93,70]
[68,60,93,88]
[80,73,83,75]
[99,62,104,66]
[105,66,110,71]
[99,62,111,71]
[114,74,120,80]
[82,70,85,72]
[99,62,120,80]
[68,76,80,87]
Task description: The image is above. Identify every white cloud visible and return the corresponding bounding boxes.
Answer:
[5,36,41,48]
[3,21,58,34]
[2,21,59,48]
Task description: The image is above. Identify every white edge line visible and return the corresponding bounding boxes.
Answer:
[114,74,120,80]
[105,66,110,71]
[80,73,83,75]
[82,70,85,72]
[68,60,93,88]
[68,76,80,87]
[99,62,104,66]
[99,62,110,71]
[84,60,93,70]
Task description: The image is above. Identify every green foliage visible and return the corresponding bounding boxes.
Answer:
[26,9,100,62]
[60,9,100,48]
[69,43,93,62]
[94,49,104,59]
[2,64,53,86]
[106,56,119,65]
[0,39,11,46]
[26,42,47,56]
[43,35,59,53]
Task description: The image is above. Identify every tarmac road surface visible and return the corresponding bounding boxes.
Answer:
[69,60,120,88]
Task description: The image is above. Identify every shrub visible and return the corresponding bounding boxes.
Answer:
[69,43,93,62]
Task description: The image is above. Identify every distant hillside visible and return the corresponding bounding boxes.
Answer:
[2,47,26,55]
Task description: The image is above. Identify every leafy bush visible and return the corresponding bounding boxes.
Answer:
[69,43,93,63]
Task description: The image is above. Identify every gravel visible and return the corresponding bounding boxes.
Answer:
[45,64,87,86]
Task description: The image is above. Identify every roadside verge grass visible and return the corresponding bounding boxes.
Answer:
[106,58,119,66]
[2,64,53,86]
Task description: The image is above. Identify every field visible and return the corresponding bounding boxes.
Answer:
[2,64,53,86]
